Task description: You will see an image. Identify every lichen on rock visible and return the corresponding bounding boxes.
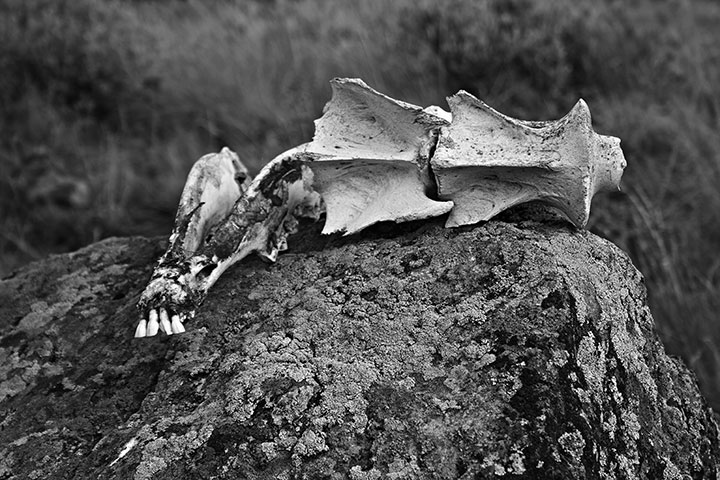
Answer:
[0,216,718,479]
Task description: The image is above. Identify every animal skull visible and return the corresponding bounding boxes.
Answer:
[135,78,626,337]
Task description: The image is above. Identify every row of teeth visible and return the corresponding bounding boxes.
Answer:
[135,308,185,337]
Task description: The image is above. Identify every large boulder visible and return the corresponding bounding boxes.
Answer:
[1,217,718,479]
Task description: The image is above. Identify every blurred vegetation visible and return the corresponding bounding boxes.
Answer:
[2,0,720,409]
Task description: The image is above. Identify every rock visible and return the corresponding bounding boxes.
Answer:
[0,217,718,479]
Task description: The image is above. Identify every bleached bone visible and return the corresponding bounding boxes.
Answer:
[431,92,626,228]
[136,149,322,337]
[136,148,252,335]
[136,78,626,337]
[302,78,453,235]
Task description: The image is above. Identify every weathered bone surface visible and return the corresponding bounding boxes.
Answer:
[135,78,626,337]
[137,150,322,337]
[431,92,626,228]
[302,78,453,235]
[136,148,252,337]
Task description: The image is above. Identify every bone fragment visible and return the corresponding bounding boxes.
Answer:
[423,105,452,123]
[108,437,138,467]
[431,92,626,227]
[301,78,453,235]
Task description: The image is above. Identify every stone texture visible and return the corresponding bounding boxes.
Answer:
[0,216,718,479]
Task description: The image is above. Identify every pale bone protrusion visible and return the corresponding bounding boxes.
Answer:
[135,147,323,338]
[302,78,454,235]
[136,78,627,338]
[431,92,626,228]
[423,105,452,123]
[136,148,253,337]
[174,147,252,253]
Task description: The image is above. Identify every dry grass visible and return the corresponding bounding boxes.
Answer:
[1,0,720,409]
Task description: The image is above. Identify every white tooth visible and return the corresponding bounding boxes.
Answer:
[147,310,160,336]
[134,320,147,338]
[171,315,185,333]
[160,309,173,335]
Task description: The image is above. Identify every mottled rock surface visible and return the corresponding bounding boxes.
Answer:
[1,217,718,479]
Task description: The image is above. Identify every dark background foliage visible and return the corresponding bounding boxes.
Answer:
[2,0,719,408]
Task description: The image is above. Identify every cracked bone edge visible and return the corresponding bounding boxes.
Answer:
[301,78,454,235]
[430,91,627,228]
